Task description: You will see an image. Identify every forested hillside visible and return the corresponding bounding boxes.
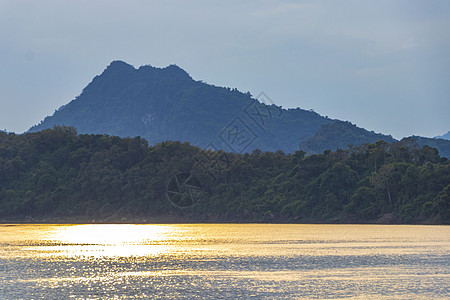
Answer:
[1,127,449,224]
[28,61,332,153]
[29,60,405,154]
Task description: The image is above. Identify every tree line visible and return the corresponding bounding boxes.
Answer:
[0,127,448,224]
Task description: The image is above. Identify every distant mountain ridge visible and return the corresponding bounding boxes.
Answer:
[435,131,450,141]
[409,136,450,159]
[29,60,450,157]
[299,121,396,154]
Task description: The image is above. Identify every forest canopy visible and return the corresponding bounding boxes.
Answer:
[0,127,449,224]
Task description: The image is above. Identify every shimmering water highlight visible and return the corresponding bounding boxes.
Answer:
[0,224,449,299]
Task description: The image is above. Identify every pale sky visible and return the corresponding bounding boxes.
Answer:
[1,0,449,139]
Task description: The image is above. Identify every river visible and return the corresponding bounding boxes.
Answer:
[0,224,449,299]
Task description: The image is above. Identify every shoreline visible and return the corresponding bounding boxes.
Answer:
[0,219,444,226]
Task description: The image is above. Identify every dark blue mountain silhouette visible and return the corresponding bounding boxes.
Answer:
[29,61,449,157]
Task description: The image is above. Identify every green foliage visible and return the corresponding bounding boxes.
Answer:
[0,127,449,224]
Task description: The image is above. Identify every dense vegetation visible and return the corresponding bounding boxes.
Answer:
[1,127,449,224]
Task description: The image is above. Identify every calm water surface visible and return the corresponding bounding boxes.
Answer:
[0,224,449,299]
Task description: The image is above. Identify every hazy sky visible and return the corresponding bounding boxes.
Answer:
[1,0,449,139]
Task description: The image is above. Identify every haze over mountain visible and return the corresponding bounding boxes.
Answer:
[29,61,450,157]
[435,131,450,141]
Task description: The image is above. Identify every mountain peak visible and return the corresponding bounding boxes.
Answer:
[435,131,450,141]
[99,61,193,82]
[103,60,136,74]
[137,63,192,81]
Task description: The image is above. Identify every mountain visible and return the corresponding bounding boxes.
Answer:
[30,61,333,153]
[435,131,450,141]
[299,121,396,154]
[407,136,450,159]
[29,60,450,157]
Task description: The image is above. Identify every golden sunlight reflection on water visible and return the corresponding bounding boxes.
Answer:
[0,224,449,299]
[32,224,450,259]
[48,224,171,245]
[36,224,173,258]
